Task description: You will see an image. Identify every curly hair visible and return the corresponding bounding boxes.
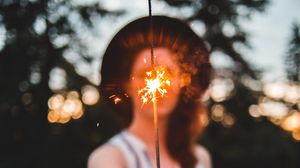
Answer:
[100,16,212,168]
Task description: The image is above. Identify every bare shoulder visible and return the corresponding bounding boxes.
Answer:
[88,143,126,168]
[195,145,213,168]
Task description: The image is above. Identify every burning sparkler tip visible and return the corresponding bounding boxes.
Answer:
[113,97,122,104]
[138,66,171,104]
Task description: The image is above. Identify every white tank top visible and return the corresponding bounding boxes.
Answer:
[107,131,206,168]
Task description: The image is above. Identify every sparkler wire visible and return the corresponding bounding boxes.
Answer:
[148,0,161,168]
[148,0,155,68]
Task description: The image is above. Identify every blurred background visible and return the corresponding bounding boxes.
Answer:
[0,0,300,168]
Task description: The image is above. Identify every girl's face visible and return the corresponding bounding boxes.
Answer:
[127,48,182,119]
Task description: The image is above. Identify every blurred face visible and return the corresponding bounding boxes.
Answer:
[126,48,182,119]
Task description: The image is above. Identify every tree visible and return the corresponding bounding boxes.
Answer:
[163,0,269,77]
[0,1,122,168]
[285,23,300,82]
[1,0,299,168]
[163,1,300,168]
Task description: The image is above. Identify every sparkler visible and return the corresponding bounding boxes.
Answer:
[141,0,166,167]
[138,67,171,104]
[138,67,171,168]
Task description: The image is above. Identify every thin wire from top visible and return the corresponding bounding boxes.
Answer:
[148,0,155,68]
[148,2,161,168]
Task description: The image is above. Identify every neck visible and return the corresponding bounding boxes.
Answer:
[127,109,169,152]
[127,108,181,168]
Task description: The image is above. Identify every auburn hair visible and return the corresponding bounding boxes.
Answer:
[100,16,212,168]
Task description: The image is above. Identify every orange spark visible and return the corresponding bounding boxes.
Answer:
[138,66,171,104]
[113,97,122,104]
[109,94,122,104]
[109,95,116,99]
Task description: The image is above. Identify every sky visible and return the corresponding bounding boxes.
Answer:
[238,0,300,82]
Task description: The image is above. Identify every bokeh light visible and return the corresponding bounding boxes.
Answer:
[209,78,234,102]
[211,104,225,122]
[283,84,300,104]
[48,94,65,110]
[61,99,78,116]
[67,91,80,99]
[258,101,288,119]
[22,93,32,105]
[81,85,100,105]
[47,90,85,124]
[222,113,235,128]
[292,131,300,141]
[281,111,300,132]
[263,82,287,100]
[248,104,261,118]
[249,81,300,139]
[47,110,60,123]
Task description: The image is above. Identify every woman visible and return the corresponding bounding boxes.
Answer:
[88,16,212,168]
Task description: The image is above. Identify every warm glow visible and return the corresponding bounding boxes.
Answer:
[222,114,235,128]
[209,78,234,102]
[281,111,300,132]
[138,67,171,104]
[263,82,287,100]
[47,110,60,123]
[249,81,300,138]
[249,104,261,118]
[292,131,300,141]
[211,104,225,122]
[48,94,64,110]
[71,109,83,119]
[269,117,282,125]
[67,91,79,99]
[109,95,122,104]
[210,104,235,127]
[47,91,84,124]
[113,97,122,104]
[283,84,300,104]
[82,85,100,105]
[62,99,77,116]
[199,113,209,127]
[73,99,83,115]
[58,115,71,124]
[258,101,288,119]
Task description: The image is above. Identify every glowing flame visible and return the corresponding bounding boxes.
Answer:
[114,97,122,104]
[138,66,171,104]
[138,66,169,168]
[109,95,122,104]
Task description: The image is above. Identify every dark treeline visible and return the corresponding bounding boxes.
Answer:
[0,0,299,168]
